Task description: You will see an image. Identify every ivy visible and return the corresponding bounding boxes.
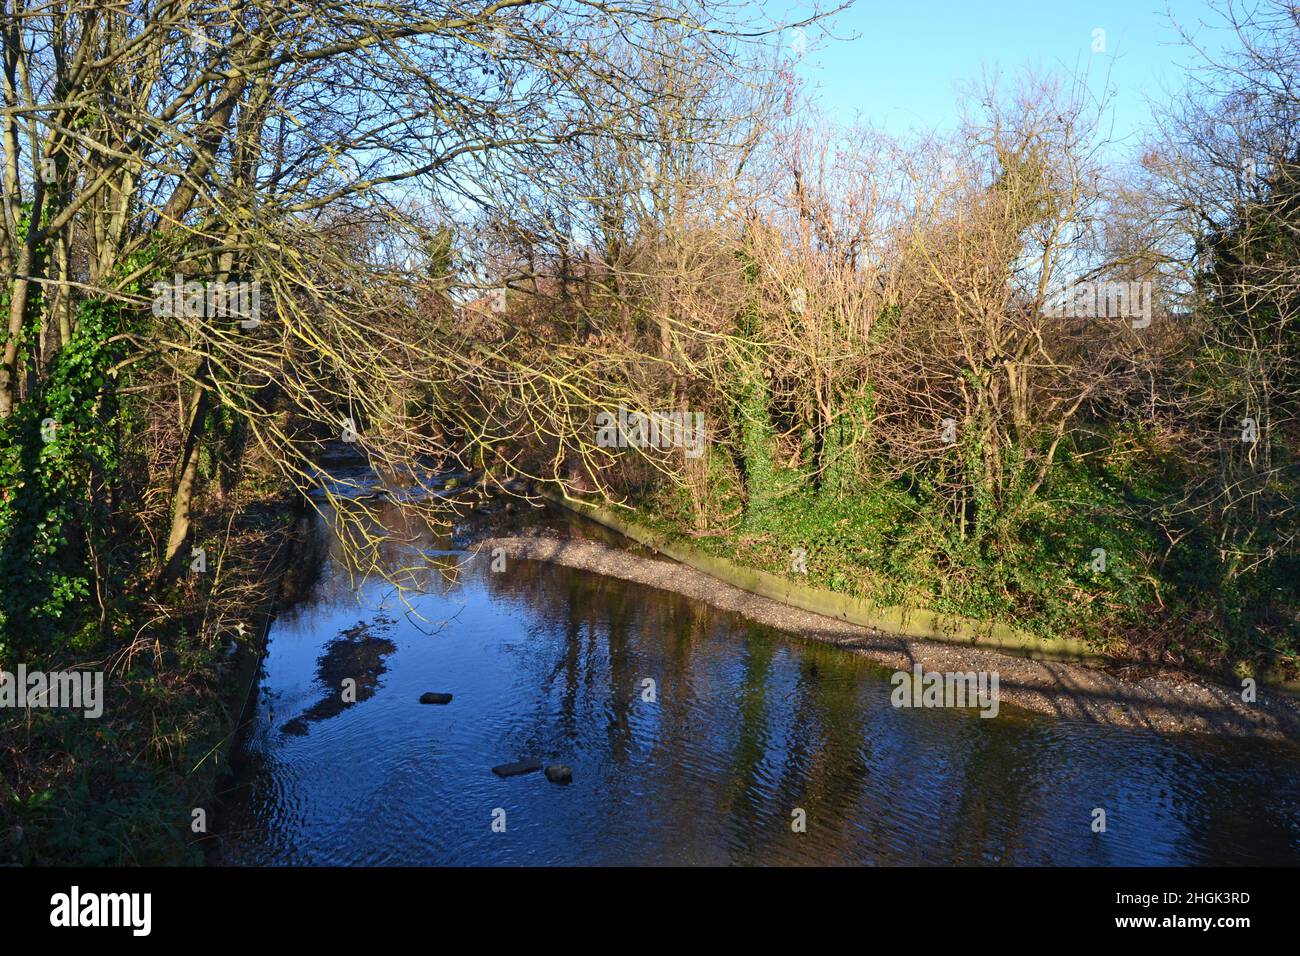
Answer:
[0,299,128,657]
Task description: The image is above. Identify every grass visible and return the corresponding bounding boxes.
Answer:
[0,491,297,865]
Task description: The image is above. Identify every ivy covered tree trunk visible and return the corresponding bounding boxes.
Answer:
[0,298,122,653]
[733,249,779,530]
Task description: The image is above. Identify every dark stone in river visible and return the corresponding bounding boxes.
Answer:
[545,764,573,785]
[419,692,453,705]
[492,759,543,777]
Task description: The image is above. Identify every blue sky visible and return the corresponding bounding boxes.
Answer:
[780,0,1235,148]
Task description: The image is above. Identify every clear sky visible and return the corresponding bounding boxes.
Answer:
[779,0,1236,148]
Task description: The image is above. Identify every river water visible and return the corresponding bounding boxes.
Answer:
[218,468,1300,865]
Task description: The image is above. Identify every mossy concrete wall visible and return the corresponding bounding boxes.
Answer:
[548,493,1102,664]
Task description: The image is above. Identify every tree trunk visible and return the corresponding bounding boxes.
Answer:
[160,364,210,583]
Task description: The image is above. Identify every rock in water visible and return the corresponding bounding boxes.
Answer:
[544,764,573,785]
[419,692,453,705]
[492,759,543,778]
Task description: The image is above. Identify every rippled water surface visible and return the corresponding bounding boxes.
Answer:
[220,477,1300,866]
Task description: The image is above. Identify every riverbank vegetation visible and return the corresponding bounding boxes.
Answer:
[0,0,790,863]
[1,1,1297,862]
[458,3,1300,682]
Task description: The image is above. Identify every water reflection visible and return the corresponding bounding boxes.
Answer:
[220,488,1300,866]
[279,618,397,737]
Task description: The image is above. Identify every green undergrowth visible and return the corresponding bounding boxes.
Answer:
[627,430,1298,679]
[0,494,297,865]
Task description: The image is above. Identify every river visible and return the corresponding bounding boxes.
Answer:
[217,465,1300,865]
